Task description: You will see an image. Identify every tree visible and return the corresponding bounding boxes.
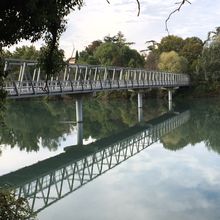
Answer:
[8,45,40,60]
[196,27,220,84]
[94,42,144,67]
[78,40,102,64]
[94,42,121,66]
[180,37,203,73]
[0,1,83,47]
[145,52,159,70]
[158,51,188,73]
[158,35,185,54]
[197,42,220,82]
[75,50,79,62]
[0,187,35,219]
[38,43,65,81]
[78,33,144,67]
[0,0,84,95]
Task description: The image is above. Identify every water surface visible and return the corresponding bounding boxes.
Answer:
[1,98,220,220]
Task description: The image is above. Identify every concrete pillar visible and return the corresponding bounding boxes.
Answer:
[168,89,172,111]
[138,107,143,123]
[168,89,172,103]
[138,92,143,122]
[76,96,83,123]
[138,92,143,108]
[168,100,172,111]
[76,122,83,146]
[76,96,83,145]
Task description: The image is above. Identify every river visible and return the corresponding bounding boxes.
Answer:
[0,97,220,220]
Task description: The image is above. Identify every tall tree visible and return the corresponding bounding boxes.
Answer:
[158,35,185,54]
[180,37,203,73]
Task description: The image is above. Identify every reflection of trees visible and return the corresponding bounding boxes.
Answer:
[0,100,75,152]
[0,98,168,153]
[83,98,168,140]
[161,99,220,155]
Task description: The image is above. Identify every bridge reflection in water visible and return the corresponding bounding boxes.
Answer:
[0,110,190,215]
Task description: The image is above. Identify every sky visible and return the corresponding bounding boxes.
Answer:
[8,0,220,58]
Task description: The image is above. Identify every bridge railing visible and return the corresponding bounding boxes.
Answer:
[3,59,190,98]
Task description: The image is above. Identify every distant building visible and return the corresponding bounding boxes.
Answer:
[67,57,76,64]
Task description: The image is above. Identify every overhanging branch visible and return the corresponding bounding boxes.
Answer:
[106,0,140,16]
[165,0,191,35]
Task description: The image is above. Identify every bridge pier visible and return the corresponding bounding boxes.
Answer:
[138,92,143,108]
[137,92,144,122]
[76,122,83,146]
[76,96,83,123]
[75,96,83,145]
[168,89,172,111]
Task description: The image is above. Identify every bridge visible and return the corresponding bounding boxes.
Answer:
[0,110,190,216]
[3,58,190,122]
[4,59,190,99]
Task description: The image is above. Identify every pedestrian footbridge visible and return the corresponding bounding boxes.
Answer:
[3,59,190,99]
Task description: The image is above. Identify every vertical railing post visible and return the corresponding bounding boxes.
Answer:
[20,62,26,83]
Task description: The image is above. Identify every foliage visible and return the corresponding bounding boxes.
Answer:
[0,187,35,220]
[4,46,39,60]
[0,0,84,83]
[0,1,83,47]
[162,99,220,155]
[145,51,159,70]
[145,35,203,74]
[0,98,168,152]
[79,32,144,67]
[158,51,188,73]
[38,42,65,80]
[197,42,220,82]
[78,40,102,64]
[158,35,185,54]
[180,37,203,72]
[94,42,120,66]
